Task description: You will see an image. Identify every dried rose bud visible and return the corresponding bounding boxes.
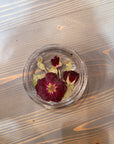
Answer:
[63,71,79,83]
[51,56,62,68]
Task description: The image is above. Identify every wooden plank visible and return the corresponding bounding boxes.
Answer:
[0,88,113,143]
[0,1,114,144]
[0,0,113,32]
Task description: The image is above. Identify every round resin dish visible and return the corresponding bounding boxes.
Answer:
[23,44,88,109]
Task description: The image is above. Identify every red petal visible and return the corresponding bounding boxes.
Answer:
[55,81,67,101]
[74,72,79,83]
[69,71,77,82]
[63,71,68,81]
[48,80,67,102]
[35,72,67,102]
[63,71,79,83]
[46,72,58,83]
[51,56,59,66]
[35,78,50,101]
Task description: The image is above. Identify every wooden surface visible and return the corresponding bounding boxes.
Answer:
[0,0,114,144]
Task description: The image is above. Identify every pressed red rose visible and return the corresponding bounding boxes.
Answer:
[35,72,67,102]
[63,71,79,83]
[51,56,60,68]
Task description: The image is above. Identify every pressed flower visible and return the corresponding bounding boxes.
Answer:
[35,72,67,102]
[51,56,62,68]
[63,71,79,83]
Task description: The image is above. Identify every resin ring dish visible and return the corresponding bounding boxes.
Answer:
[23,44,88,109]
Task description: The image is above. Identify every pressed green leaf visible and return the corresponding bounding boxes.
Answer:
[66,76,70,85]
[39,57,43,63]
[33,74,45,87]
[49,66,57,74]
[59,57,62,67]
[63,85,72,100]
[71,79,75,85]
[69,83,74,90]
[63,74,75,99]
[37,58,47,72]
[66,75,75,86]
[66,61,72,71]
[58,69,61,78]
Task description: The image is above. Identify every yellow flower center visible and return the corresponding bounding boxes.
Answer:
[47,83,56,93]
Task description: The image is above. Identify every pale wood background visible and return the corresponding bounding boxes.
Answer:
[0,0,114,144]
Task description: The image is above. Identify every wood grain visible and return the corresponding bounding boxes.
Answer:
[0,0,113,32]
[0,0,114,144]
